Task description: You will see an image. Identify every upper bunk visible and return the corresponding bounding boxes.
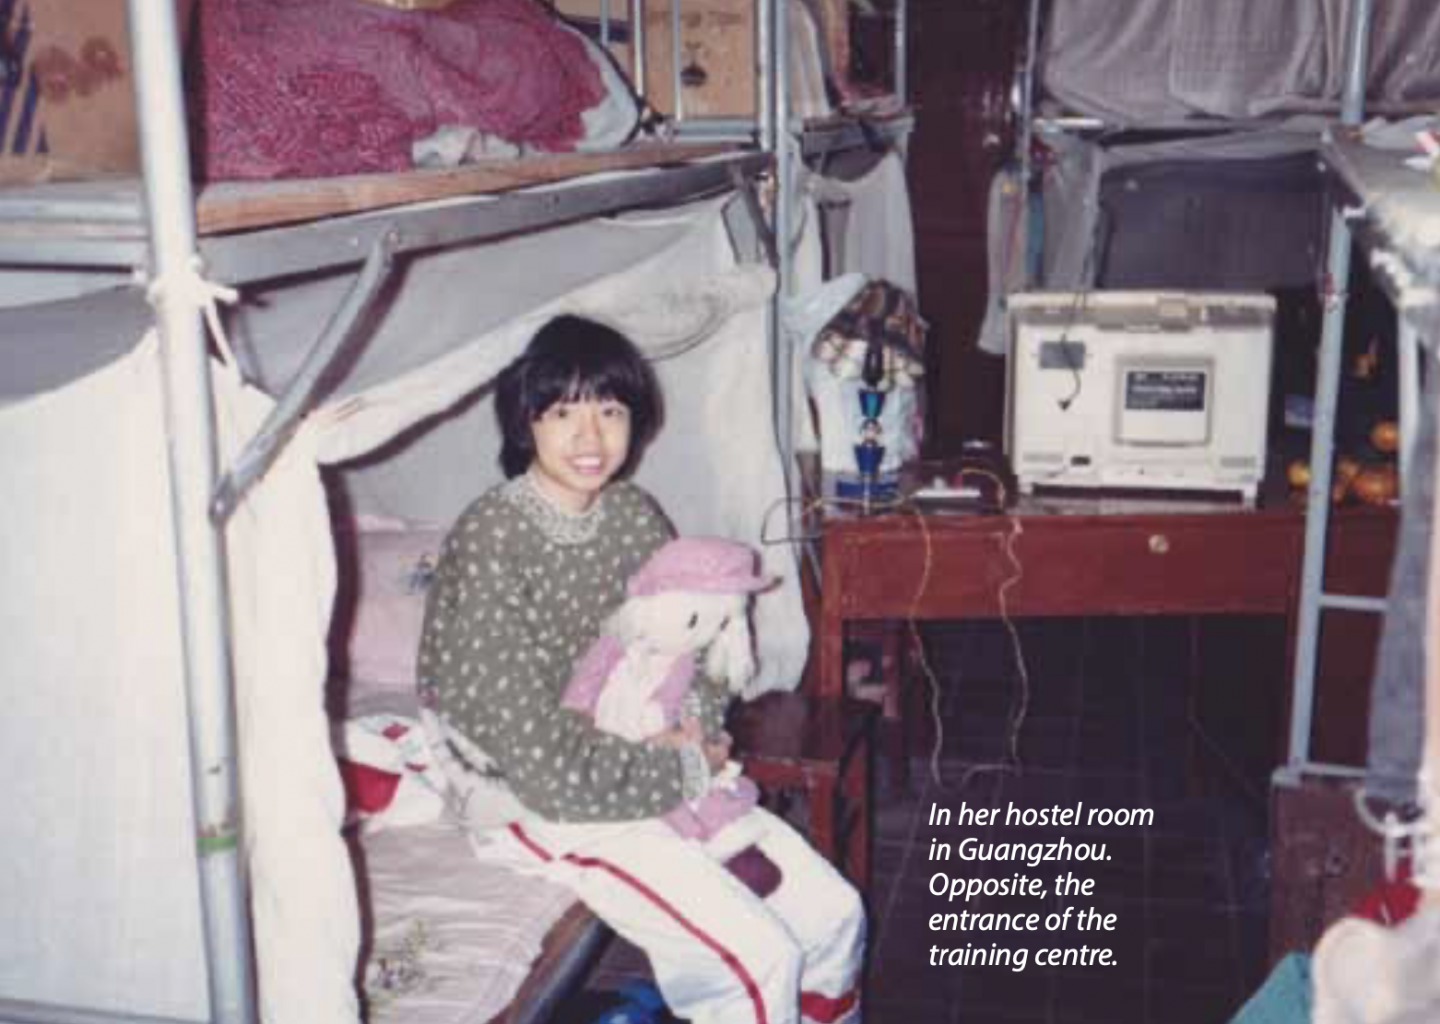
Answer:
[1032,0,1440,135]
[0,144,769,284]
[0,0,913,288]
[1320,128,1440,333]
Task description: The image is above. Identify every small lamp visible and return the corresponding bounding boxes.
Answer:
[836,337,900,502]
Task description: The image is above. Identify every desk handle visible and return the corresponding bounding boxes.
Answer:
[1148,533,1171,555]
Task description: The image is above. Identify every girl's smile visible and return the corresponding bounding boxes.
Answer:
[528,397,632,513]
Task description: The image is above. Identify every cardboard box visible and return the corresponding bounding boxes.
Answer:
[1269,773,1387,962]
[553,0,756,118]
[642,0,755,118]
[0,0,193,183]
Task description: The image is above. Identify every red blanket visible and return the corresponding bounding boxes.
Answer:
[193,0,606,181]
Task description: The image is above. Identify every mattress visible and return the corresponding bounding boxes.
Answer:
[355,818,580,1024]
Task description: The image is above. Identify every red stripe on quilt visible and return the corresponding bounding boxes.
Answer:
[800,987,859,1022]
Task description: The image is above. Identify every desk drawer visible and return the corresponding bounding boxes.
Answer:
[830,516,1300,620]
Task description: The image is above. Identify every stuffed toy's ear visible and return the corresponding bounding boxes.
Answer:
[705,610,757,695]
[606,595,662,649]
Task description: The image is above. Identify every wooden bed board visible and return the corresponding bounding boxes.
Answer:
[195,142,737,234]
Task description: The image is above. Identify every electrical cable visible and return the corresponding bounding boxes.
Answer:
[760,477,1036,791]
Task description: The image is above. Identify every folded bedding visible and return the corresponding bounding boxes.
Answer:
[193,0,629,181]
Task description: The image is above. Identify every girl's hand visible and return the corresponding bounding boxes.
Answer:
[702,732,733,774]
[651,718,704,749]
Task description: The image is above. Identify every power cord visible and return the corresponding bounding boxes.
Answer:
[761,484,1035,791]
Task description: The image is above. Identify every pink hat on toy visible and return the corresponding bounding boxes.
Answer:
[627,537,775,598]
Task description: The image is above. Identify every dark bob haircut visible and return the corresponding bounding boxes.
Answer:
[495,315,662,479]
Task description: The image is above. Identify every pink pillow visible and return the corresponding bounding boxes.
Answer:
[331,517,445,690]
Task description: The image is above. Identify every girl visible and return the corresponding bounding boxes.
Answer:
[416,314,865,1024]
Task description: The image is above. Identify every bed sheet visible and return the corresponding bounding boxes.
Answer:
[334,686,581,1023]
[355,818,579,1024]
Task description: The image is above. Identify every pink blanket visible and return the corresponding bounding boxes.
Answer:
[193,0,606,181]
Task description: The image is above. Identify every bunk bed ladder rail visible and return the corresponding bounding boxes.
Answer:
[1281,0,1432,885]
[1284,0,1378,782]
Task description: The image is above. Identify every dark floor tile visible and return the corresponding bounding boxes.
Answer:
[1072,857,1148,902]
[1235,912,1272,992]
[1149,836,1227,873]
[950,965,1054,1015]
[1148,911,1236,989]
[956,1008,1052,1024]
[1145,801,1227,838]
[1148,983,1245,1024]
[865,995,959,1024]
[1051,974,1147,1023]
[1148,864,1232,906]
[1074,735,1144,773]
[999,769,1077,811]
[869,947,960,1005]
[1025,684,1086,719]
[1015,721,1081,771]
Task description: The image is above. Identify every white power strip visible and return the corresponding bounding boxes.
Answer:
[911,478,983,502]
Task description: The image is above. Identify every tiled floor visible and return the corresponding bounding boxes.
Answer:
[559,616,1274,1024]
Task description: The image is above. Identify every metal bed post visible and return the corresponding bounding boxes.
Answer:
[1284,0,1375,777]
[1397,318,1422,482]
[670,0,685,122]
[124,0,257,1020]
[630,0,647,111]
[757,0,796,502]
[892,0,907,105]
[1017,0,1042,288]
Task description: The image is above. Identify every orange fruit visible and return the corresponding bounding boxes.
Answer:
[1352,465,1398,506]
[1370,420,1400,454]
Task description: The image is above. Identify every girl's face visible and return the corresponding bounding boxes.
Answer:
[528,396,632,513]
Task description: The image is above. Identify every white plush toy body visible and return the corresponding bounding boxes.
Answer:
[562,536,774,858]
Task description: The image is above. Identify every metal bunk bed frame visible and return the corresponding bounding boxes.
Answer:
[1282,0,1432,787]
[0,1,911,1022]
[1009,0,1417,791]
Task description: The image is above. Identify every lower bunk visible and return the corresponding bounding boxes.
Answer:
[354,818,609,1024]
[338,691,614,1024]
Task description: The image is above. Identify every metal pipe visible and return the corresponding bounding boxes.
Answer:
[757,0,775,151]
[210,232,398,524]
[1017,0,1042,289]
[1289,207,1354,770]
[893,0,908,103]
[773,0,793,428]
[122,0,255,1021]
[670,0,684,121]
[730,165,779,268]
[1287,0,1373,773]
[630,0,647,109]
[600,0,610,48]
[671,116,756,138]
[0,999,202,1024]
[1398,316,1421,483]
[1273,761,1370,787]
[1339,0,1374,126]
[760,0,795,507]
[1318,591,1390,614]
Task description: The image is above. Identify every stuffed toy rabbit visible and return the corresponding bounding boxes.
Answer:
[562,536,776,861]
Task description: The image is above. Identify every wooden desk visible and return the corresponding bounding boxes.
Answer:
[810,490,1310,701]
[805,478,1397,772]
